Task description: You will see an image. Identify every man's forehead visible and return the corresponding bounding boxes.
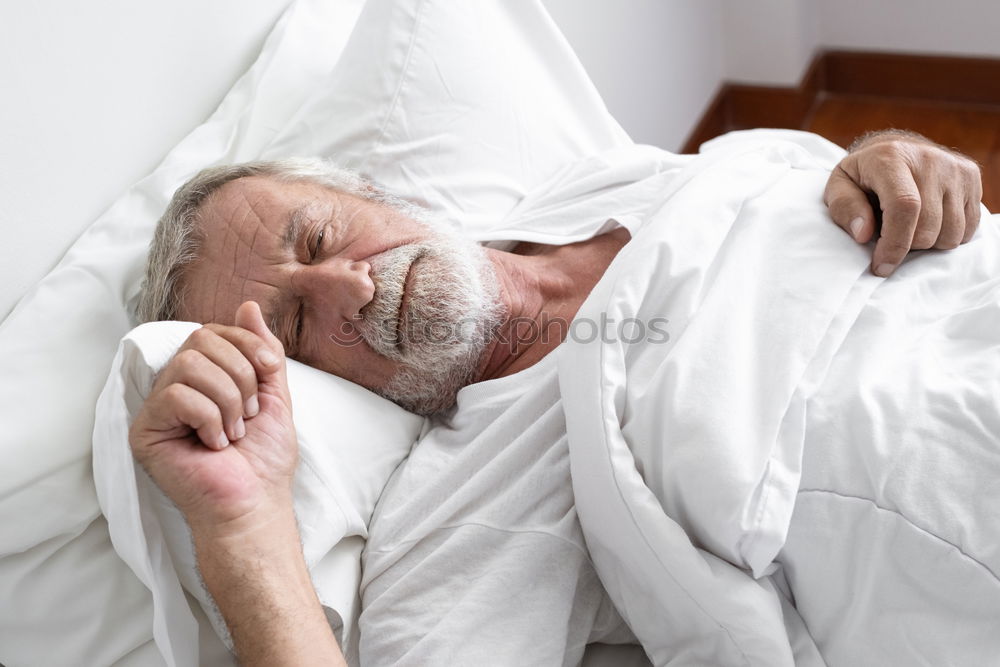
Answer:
[203,176,312,230]
[178,178,296,324]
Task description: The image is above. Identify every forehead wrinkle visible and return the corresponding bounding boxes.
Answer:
[238,192,295,340]
[235,222,261,308]
[229,191,264,313]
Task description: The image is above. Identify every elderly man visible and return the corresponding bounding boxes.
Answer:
[129,130,982,665]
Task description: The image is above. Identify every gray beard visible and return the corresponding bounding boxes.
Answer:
[354,233,504,415]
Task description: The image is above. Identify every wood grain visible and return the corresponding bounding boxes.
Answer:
[823,51,1000,107]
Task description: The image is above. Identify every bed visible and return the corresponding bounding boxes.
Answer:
[0,0,643,664]
[3,1,999,665]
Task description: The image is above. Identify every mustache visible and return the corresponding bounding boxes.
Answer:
[336,231,504,415]
[357,243,427,359]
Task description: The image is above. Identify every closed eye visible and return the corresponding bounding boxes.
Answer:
[311,226,326,261]
[293,300,305,351]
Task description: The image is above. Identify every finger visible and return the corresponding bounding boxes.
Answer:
[910,184,943,250]
[963,169,984,243]
[234,301,284,370]
[197,320,279,383]
[963,199,982,243]
[234,301,291,403]
[158,382,230,450]
[165,348,248,442]
[935,192,966,250]
[824,167,878,243]
[870,164,922,276]
[197,325,267,417]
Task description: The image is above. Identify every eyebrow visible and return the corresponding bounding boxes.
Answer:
[282,205,309,251]
[266,205,310,347]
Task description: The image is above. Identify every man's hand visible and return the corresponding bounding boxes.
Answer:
[824,129,983,277]
[129,300,296,535]
[128,300,346,666]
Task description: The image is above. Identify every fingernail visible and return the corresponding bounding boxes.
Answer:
[875,263,896,277]
[215,432,229,449]
[258,349,279,366]
[234,417,246,440]
[245,394,259,417]
[849,217,864,240]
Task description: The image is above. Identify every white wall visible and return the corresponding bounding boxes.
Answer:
[0,0,292,321]
[724,0,818,85]
[5,0,998,320]
[817,0,1000,58]
[561,0,1000,154]
[721,0,1000,87]
[544,0,726,152]
[0,0,725,321]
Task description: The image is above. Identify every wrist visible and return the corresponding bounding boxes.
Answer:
[191,499,307,600]
[192,514,312,605]
[186,486,296,544]
[192,506,344,666]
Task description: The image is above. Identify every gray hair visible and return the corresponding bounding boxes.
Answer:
[135,158,426,324]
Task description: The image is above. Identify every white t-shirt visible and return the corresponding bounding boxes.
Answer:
[359,352,636,665]
[358,147,686,665]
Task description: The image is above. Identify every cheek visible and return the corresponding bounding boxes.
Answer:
[308,335,396,387]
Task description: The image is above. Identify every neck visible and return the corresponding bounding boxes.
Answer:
[472,229,629,382]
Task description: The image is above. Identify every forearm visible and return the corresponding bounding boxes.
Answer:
[192,507,346,667]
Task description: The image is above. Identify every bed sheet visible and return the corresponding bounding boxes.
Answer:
[0,0,631,664]
[560,130,1000,665]
[0,1,364,663]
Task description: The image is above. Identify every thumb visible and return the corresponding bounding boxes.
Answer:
[234,301,289,394]
[824,168,877,244]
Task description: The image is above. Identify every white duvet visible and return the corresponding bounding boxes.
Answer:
[558,132,1000,665]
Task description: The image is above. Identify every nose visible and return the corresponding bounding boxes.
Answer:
[294,258,375,321]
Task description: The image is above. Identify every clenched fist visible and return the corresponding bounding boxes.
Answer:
[128,300,297,536]
[824,129,983,277]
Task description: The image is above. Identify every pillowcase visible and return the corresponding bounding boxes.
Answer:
[263,0,631,240]
[0,0,632,664]
[0,1,365,664]
[93,321,423,664]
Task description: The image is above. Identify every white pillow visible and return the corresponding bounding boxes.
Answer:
[93,321,423,663]
[264,0,631,239]
[0,0,631,664]
[0,1,366,664]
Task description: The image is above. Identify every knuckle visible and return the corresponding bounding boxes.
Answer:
[127,422,143,449]
[222,385,243,411]
[187,326,215,346]
[827,193,858,216]
[910,232,937,250]
[880,239,912,255]
[173,348,204,371]
[891,193,922,213]
[958,154,980,173]
[871,140,904,158]
[935,236,961,250]
[871,140,917,167]
[236,362,258,392]
[160,382,187,405]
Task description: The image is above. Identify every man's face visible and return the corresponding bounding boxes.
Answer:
[178,176,502,414]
